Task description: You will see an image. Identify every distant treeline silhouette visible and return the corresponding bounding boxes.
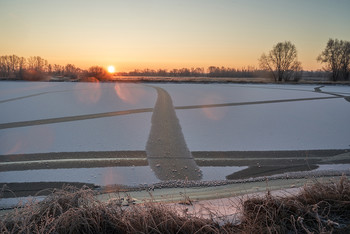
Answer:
[1,38,349,82]
[118,66,270,78]
[0,55,84,81]
[0,56,272,80]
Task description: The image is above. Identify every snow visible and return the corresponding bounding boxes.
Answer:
[1,81,349,198]
[1,82,350,154]
[0,82,156,124]
[0,81,62,100]
[0,113,152,154]
[200,166,248,181]
[0,166,160,186]
[152,83,330,107]
[151,83,350,151]
[0,166,248,186]
[315,164,350,172]
[321,86,350,95]
[177,98,350,151]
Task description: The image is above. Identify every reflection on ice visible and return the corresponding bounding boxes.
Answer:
[201,94,228,120]
[114,83,147,105]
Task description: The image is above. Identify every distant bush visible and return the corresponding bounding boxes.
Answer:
[85,66,112,81]
[20,69,48,81]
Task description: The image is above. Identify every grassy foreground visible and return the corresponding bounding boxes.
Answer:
[1,177,350,233]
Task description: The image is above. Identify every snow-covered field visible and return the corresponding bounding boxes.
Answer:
[0,81,350,194]
[1,81,349,154]
[0,82,156,123]
[157,83,350,151]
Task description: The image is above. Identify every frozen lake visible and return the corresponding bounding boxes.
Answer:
[1,81,350,153]
[0,81,350,193]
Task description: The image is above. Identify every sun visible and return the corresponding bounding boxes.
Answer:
[107,65,115,73]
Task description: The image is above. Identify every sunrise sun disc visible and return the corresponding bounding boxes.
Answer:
[107,65,115,73]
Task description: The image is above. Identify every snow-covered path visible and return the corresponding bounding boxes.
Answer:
[146,86,201,181]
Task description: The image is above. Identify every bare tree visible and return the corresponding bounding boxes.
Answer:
[64,64,78,78]
[340,41,350,80]
[18,57,26,72]
[27,56,48,72]
[259,41,302,82]
[53,64,64,76]
[0,56,8,77]
[8,55,20,74]
[317,39,350,81]
[0,55,27,78]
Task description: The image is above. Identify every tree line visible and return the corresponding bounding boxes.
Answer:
[0,55,84,81]
[1,38,349,82]
[0,55,268,80]
[0,56,112,81]
[118,66,270,78]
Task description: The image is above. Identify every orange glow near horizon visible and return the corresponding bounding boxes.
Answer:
[42,59,322,73]
[1,1,349,73]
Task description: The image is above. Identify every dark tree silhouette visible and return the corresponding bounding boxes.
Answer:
[27,56,48,72]
[317,38,350,81]
[87,66,111,81]
[259,41,302,82]
[0,55,27,78]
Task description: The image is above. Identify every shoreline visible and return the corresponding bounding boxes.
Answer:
[1,165,349,200]
[1,174,349,211]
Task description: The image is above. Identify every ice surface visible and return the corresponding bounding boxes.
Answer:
[0,113,152,154]
[177,98,350,151]
[0,166,248,186]
[0,82,156,123]
[321,86,350,95]
[152,83,330,107]
[315,164,350,172]
[1,82,349,154]
[0,166,159,186]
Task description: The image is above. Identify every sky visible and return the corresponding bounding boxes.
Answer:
[1,0,350,71]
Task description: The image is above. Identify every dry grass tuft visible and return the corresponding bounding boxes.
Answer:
[239,176,350,233]
[1,177,350,233]
[0,185,221,233]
